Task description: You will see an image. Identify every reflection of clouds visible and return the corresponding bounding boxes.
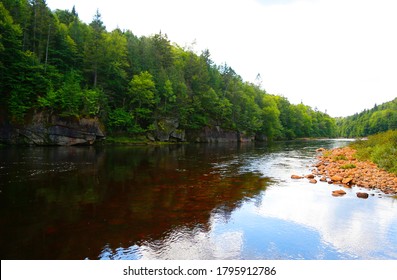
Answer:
[255,185,397,259]
[97,140,397,260]
[99,226,244,260]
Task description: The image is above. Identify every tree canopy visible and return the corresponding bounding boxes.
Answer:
[337,98,397,138]
[0,1,337,140]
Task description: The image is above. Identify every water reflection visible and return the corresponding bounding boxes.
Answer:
[0,144,268,259]
[99,226,245,260]
[96,140,397,260]
[1,140,397,260]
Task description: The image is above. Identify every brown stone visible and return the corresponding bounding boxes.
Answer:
[291,175,303,179]
[331,175,343,182]
[332,190,347,197]
[305,174,315,179]
[320,176,327,182]
[356,192,369,199]
[313,146,397,195]
[314,162,323,167]
[309,179,318,184]
[342,177,353,185]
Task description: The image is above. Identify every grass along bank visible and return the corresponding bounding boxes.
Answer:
[351,130,397,175]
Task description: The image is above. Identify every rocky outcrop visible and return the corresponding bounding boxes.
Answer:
[186,126,252,143]
[239,131,255,142]
[0,112,105,146]
[151,118,185,142]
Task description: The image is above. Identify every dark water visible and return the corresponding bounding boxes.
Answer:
[0,140,396,260]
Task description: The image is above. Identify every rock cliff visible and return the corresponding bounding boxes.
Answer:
[0,112,105,146]
[185,126,254,143]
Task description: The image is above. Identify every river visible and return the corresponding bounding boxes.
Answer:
[0,139,396,260]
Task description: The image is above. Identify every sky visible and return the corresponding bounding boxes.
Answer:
[45,0,397,117]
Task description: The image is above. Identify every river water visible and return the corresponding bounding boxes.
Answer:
[0,139,396,260]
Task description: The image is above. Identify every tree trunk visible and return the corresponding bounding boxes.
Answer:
[44,23,51,72]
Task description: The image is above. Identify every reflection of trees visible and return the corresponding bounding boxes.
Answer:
[0,144,269,259]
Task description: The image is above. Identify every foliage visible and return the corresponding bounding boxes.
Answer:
[107,108,135,132]
[337,98,397,138]
[351,130,397,174]
[38,71,103,117]
[333,155,348,161]
[340,163,356,169]
[1,2,337,139]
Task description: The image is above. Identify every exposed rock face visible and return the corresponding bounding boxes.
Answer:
[239,131,255,142]
[0,112,105,146]
[186,126,253,143]
[152,118,185,142]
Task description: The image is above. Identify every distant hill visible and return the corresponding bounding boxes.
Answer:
[337,97,397,137]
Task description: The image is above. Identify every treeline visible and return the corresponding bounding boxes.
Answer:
[337,98,397,138]
[0,1,337,140]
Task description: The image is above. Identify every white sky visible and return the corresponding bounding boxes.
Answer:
[45,0,397,117]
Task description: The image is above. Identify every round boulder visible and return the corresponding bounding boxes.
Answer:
[356,192,369,199]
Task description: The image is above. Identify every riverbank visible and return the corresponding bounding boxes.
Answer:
[104,136,191,146]
[313,146,397,195]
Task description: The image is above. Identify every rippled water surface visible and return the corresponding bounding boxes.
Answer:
[1,140,396,259]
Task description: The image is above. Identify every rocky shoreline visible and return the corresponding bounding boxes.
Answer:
[292,146,397,197]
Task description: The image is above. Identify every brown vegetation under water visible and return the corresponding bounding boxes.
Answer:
[292,147,397,196]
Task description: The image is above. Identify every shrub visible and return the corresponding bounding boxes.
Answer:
[340,163,356,169]
[351,130,397,174]
[333,155,348,161]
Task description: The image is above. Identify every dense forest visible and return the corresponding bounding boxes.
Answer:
[337,98,397,138]
[0,0,338,141]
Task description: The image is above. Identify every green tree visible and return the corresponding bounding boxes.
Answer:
[128,71,157,129]
[101,29,128,105]
[84,10,105,87]
[260,95,282,139]
[0,2,23,100]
